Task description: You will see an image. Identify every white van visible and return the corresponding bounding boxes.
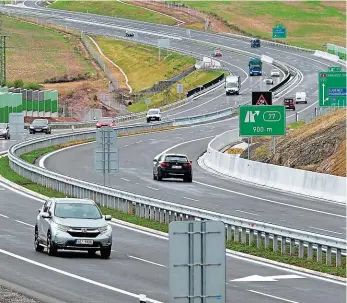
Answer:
[295,92,307,104]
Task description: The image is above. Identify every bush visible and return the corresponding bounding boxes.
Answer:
[14,79,24,88]
[23,82,41,90]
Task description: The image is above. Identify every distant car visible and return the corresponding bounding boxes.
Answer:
[295,92,307,104]
[153,153,192,182]
[34,198,113,259]
[212,49,222,57]
[96,117,116,128]
[125,31,134,37]
[284,98,296,111]
[251,39,260,48]
[270,69,280,77]
[146,109,161,123]
[264,77,273,85]
[29,119,51,134]
[0,123,10,140]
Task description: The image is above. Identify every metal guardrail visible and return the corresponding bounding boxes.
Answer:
[7,128,346,267]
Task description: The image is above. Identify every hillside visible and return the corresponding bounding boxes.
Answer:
[240,109,346,177]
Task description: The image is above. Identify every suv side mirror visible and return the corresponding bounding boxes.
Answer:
[38,208,41,213]
[153,159,158,162]
[41,212,51,219]
[190,161,192,164]
[104,215,112,221]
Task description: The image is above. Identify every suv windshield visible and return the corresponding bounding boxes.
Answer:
[32,120,47,125]
[0,123,7,128]
[54,203,102,219]
[165,155,189,163]
[148,110,159,115]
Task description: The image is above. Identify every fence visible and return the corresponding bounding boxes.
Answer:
[326,43,346,61]
[0,87,59,122]
[80,33,119,91]
[7,126,346,268]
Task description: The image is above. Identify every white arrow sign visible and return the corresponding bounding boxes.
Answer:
[230,274,305,282]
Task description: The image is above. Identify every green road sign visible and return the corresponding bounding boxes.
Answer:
[329,66,341,72]
[272,25,286,39]
[239,105,286,137]
[318,72,346,107]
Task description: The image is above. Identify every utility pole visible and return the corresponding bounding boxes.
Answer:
[0,12,9,87]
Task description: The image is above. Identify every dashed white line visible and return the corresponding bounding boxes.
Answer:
[124,145,129,147]
[15,220,34,227]
[128,255,167,268]
[135,141,143,144]
[182,196,199,202]
[235,210,260,217]
[121,178,130,182]
[309,226,344,235]
[247,290,300,303]
[0,214,9,219]
[146,186,159,191]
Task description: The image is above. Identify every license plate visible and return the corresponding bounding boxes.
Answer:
[76,239,93,245]
[36,128,41,131]
[172,165,182,169]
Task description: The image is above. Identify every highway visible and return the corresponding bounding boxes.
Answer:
[0,2,345,303]
[0,186,345,303]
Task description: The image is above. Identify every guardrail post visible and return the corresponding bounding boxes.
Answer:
[281,237,286,254]
[226,225,232,242]
[249,229,254,245]
[256,231,262,248]
[233,226,239,243]
[273,235,278,252]
[164,210,169,224]
[264,233,270,249]
[307,243,313,259]
[241,228,246,244]
[298,240,304,258]
[326,247,332,265]
[336,249,342,267]
[155,208,160,221]
[159,209,164,223]
[289,238,295,256]
[317,244,322,262]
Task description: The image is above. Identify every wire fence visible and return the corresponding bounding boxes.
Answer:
[299,105,343,125]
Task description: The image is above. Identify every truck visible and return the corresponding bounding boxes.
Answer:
[225,75,241,95]
[248,58,262,76]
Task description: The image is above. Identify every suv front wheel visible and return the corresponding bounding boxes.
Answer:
[34,226,44,252]
[47,231,57,256]
[100,246,111,259]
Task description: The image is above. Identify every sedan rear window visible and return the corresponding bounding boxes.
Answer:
[165,156,189,163]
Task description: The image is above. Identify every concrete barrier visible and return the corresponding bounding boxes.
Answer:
[313,50,340,63]
[202,130,346,203]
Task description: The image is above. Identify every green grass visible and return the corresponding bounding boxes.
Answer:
[91,37,196,92]
[287,121,306,130]
[49,0,176,25]
[170,1,347,49]
[3,16,95,83]
[128,70,225,113]
[0,141,345,277]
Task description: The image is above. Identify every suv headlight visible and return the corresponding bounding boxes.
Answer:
[56,224,70,232]
[98,225,109,233]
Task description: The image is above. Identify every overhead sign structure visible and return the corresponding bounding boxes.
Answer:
[239,105,286,137]
[318,71,346,107]
[272,24,286,39]
[169,220,226,303]
[94,126,119,186]
[252,91,272,105]
[329,66,341,72]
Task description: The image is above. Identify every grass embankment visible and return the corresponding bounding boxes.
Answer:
[91,38,196,92]
[49,0,176,25]
[3,16,95,83]
[0,142,345,277]
[128,70,225,113]
[175,1,346,49]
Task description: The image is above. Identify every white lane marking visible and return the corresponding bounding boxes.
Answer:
[146,186,159,191]
[235,210,260,217]
[231,274,305,282]
[109,221,346,286]
[0,249,162,303]
[128,255,167,268]
[247,289,300,303]
[15,220,34,227]
[182,196,199,202]
[124,144,129,147]
[135,141,142,144]
[194,180,345,218]
[309,226,344,235]
[0,213,9,218]
[121,178,130,182]
[0,181,46,203]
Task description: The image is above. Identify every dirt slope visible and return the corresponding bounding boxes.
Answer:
[241,109,346,177]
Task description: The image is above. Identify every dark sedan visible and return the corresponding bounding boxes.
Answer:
[153,153,192,182]
[29,119,51,134]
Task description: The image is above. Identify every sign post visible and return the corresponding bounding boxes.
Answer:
[177,83,184,100]
[169,220,226,303]
[94,126,119,186]
[272,24,286,39]
[239,105,286,137]
[145,98,151,110]
[158,38,170,61]
[318,71,346,107]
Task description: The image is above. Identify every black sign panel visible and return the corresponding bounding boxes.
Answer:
[252,91,272,105]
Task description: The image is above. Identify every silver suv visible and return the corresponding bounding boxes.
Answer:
[35,198,113,259]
